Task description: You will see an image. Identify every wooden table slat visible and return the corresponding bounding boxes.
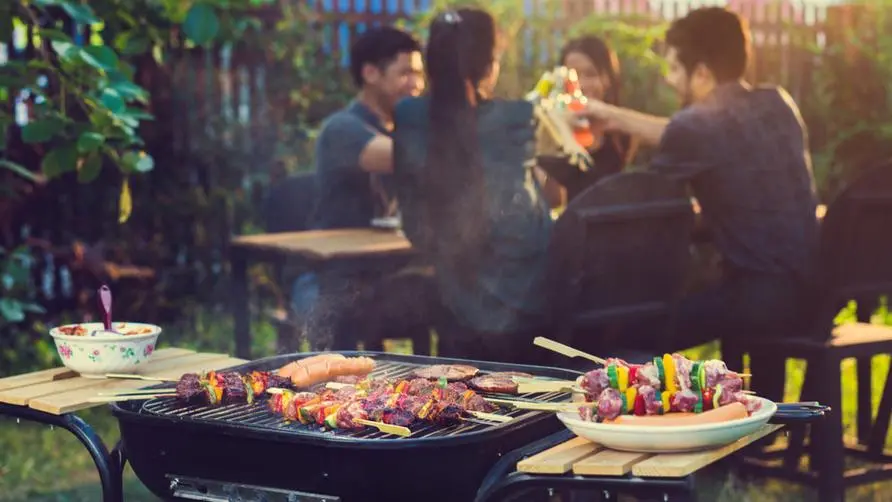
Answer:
[516,424,782,478]
[631,424,782,478]
[573,450,652,476]
[0,347,196,392]
[29,356,247,415]
[231,228,412,260]
[0,351,224,407]
[517,437,602,474]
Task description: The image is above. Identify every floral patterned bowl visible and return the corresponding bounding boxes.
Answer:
[49,322,162,379]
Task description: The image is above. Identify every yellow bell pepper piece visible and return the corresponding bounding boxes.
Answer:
[662,392,672,413]
[625,387,638,413]
[663,354,678,394]
[617,366,630,392]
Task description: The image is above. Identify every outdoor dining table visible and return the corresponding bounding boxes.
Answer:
[0,347,246,502]
[474,425,783,502]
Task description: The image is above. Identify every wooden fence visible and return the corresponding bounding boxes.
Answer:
[0,0,834,325]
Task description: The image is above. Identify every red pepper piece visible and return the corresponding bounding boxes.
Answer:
[628,366,639,386]
[702,388,714,411]
[634,393,646,416]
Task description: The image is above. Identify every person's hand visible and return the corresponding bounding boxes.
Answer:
[575,98,618,131]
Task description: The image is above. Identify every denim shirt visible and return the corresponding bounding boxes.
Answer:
[393,97,553,333]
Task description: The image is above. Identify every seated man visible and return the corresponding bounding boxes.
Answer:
[574,8,820,364]
[298,26,433,351]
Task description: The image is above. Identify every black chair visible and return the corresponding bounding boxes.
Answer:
[723,161,892,502]
[259,173,318,353]
[548,171,696,367]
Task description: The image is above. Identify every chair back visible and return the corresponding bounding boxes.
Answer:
[549,171,695,351]
[818,160,892,317]
[262,173,316,233]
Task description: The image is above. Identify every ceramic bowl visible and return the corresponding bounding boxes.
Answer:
[49,322,162,378]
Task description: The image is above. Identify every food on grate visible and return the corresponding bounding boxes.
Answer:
[175,370,291,406]
[288,356,376,388]
[576,353,759,422]
[468,372,533,394]
[268,377,500,432]
[604,402,748,426]
[278,354,347,379]
[410,364,480,382]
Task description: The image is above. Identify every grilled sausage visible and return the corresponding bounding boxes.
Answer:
[278,353,346,379]
[605,402,748,426]
[289,356,376,388]
[410,364,480,382]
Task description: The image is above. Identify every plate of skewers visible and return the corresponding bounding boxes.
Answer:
[492,337,829,453]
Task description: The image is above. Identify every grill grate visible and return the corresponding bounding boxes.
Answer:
[139,359,572,440]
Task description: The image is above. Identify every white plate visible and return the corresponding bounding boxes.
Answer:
[556,397,777,453]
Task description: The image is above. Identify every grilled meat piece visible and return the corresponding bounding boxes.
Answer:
[407,378,436,396]
[334,375,363,384]
[468,372,533,394]
[220,372,250,404]
[580,369,609,399]
[335,400,368,429]
[176,373,205,403]
[458,390,498,412]
[440,382,468,402]
[410,364,480,382]
[431,403,464,425]
[382,408,415,427]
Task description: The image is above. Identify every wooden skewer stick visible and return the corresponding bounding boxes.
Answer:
[267,387,287,395]
[88,393,177,403]
[105,373,177,382]
[467,411,513,423]
[485,398,578,412]
[353,418,412,437]
[515,380,581,394]
[98,389,175,396]
[532,337,606,365]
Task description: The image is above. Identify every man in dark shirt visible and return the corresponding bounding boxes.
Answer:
[312,27,424,229]
[574,8,820,353]
[297,27,433,351]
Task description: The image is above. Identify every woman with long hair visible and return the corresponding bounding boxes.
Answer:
[393,7,553,364]
[540,35,637,200]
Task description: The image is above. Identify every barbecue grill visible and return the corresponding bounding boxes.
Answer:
[111,351,581,502]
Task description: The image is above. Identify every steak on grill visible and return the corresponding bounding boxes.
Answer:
[468,372,533,394]
[410,364,479,381]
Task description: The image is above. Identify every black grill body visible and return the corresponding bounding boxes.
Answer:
[111,351,581,502]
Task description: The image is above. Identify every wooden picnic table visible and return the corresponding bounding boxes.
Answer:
[0,347,246,502]
[475,425,782,501]
[229,228,414,359]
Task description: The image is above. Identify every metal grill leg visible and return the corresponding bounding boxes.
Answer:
[0,403,121,502]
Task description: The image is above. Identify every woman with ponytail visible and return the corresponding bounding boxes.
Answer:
[393,8,553,364]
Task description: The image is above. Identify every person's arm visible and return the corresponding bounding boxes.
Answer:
[321,114,393,175]
[533,165,566,209]
[578,100,670,148]
[649,118,715,181]
[357,135,394,174]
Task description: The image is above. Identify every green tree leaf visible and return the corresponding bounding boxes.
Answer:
[108,79,149,103]
[122,150,154,173]
[50,40,79,60]
[0,298,25,323]
[100,88,125,114]
[60,1,99,25]
[0,160,41,183]
[77,152,102,182]
[76,131,105,153]
[38,28,73,43]
[81,45,119,71]
[118,177,132,223]
[114,32,151,56]
[21,118,64,144]
[183,3,220,46]
[41,144,78,178]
